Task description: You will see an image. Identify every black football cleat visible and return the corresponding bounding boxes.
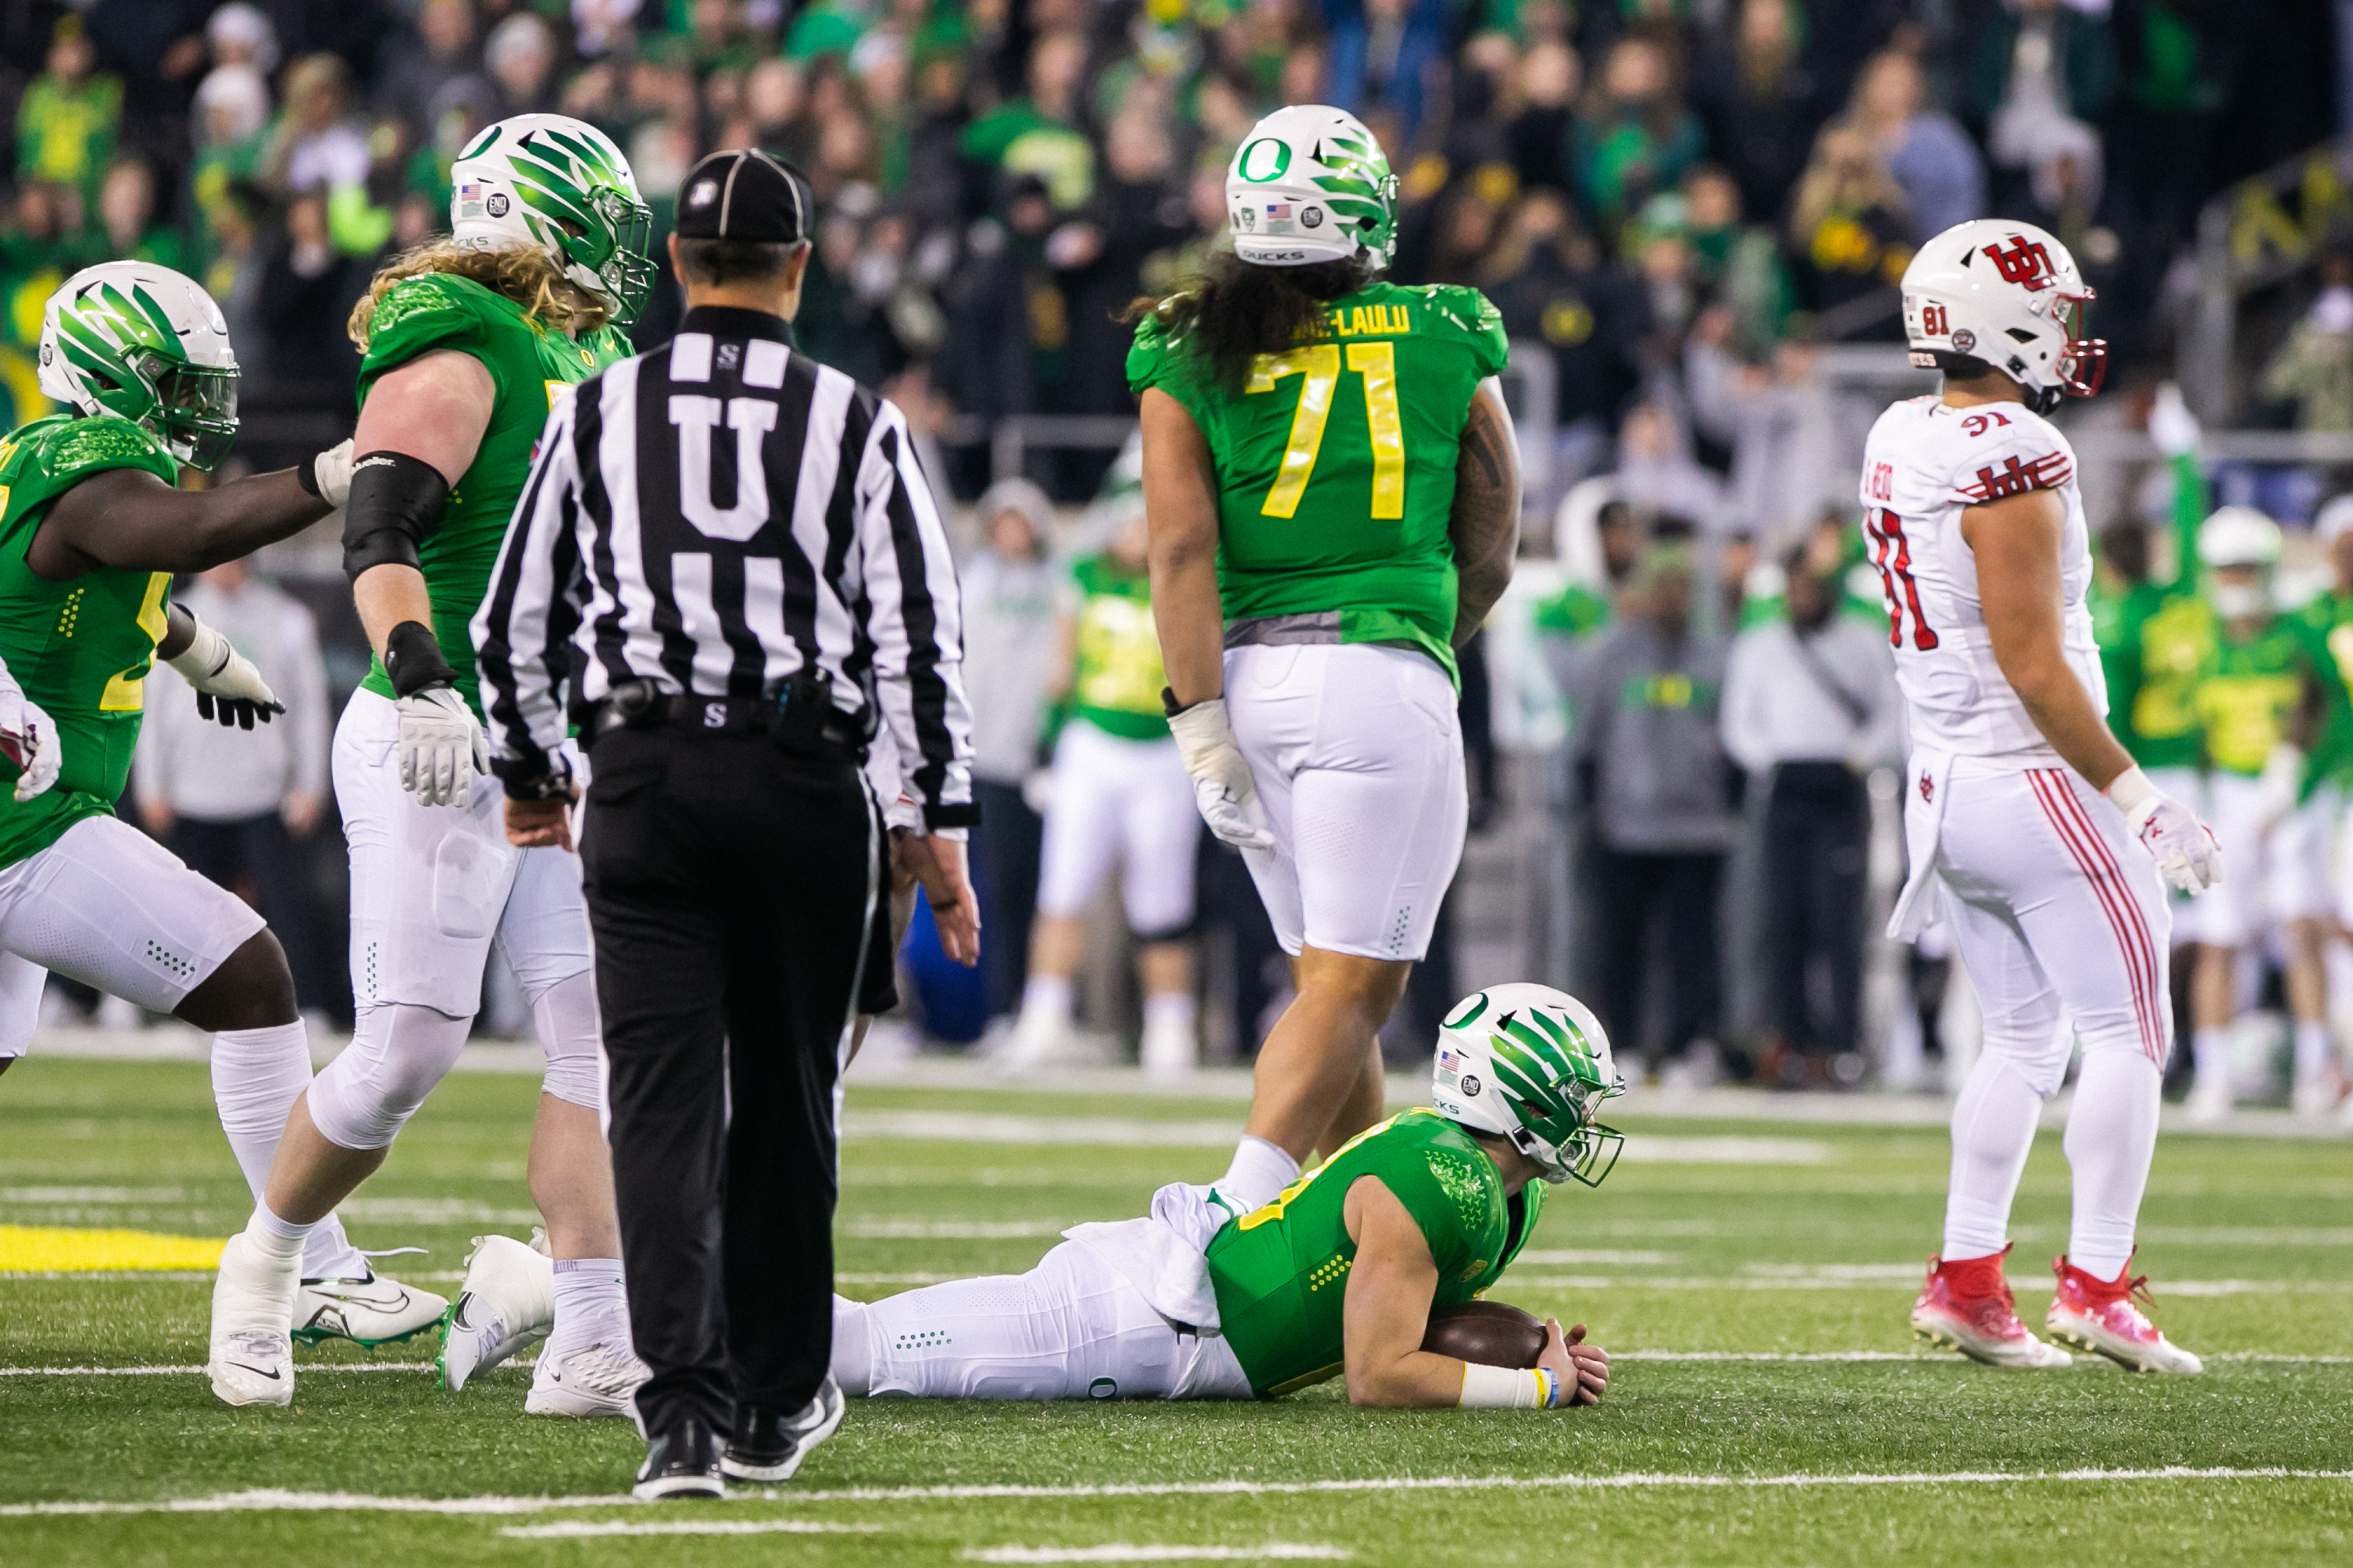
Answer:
[633,1416,725,1500]
[721,1374,847,1483]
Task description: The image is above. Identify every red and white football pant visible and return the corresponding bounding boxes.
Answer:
[1932,760,2173,1282]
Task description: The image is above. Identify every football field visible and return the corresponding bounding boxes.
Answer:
[1,1057,2348,1565]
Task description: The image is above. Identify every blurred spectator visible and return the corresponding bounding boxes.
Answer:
[1787,121,1912,335]
[258,191,362,403]
[95,159,181,271]
[1325,0,1449,140]
[267,54,370,197]
[0,183,81,354]
[378,0,485,138]
[961,478,1063,1027]
[961,32,1094,212]
[1569,542,1735,1088]
[135,560,331,1009]
[1692,0,1828,229]
[1053,107,1193,415]
[190,63,272,263]
[401,78,503,246]
[2262,253,2353,433]
[1851,50,1983,243]
[1486,190,1648,499]
[1683,164,1790,352]
[486,13,563,120]
[205,3,280,77]
[1722,549,1900,1083]
[16,18,122,209]
[1570,36,1705,233]
[1685,308,1842,551]
[1610,401,1727,533]
[1505,40,1580,198]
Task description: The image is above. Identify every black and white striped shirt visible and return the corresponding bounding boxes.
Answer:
[472,304,975,827]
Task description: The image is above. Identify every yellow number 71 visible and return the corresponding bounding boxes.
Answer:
[1246,342,1405,521]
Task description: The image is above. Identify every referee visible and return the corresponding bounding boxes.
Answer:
[473,149,979,1499]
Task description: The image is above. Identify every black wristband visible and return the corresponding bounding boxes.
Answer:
[294,454,321,498]
[384,620,458,698]
[924,800,982,830]
[1161,686,1193,718]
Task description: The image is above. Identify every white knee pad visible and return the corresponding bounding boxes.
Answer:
[531,969,604,1112]
[832,1294,874,1397]
[304,1003,473,1151]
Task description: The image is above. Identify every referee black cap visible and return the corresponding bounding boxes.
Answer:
[676,149,810,244]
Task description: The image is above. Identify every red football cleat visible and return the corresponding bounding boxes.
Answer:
[1909,1243,2072,1368]
[2045,1251,2203,1374]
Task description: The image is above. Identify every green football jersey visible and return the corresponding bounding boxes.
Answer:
[2192,613,2320,777]
[1206,1108,1544,1397]
[2106,591,2213,772]
[1127,281,1511,686]
[0,415,180,868]
[2296,587,2353,790]
[354,272,632,715]
[1068,553,1168,741]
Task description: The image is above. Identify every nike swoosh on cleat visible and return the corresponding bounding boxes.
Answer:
[225,1362,282,1380]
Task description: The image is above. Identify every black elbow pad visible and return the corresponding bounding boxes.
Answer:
[342,451,450,583]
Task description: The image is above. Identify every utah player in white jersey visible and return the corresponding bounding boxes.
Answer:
[1870,220,2219,1374]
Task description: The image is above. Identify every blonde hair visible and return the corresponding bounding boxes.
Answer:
[348,239,608,349]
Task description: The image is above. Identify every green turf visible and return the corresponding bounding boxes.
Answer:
[1,1059,2348,1565]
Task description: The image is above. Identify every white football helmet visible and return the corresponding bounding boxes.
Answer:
[1431,983,1626,1187]
[1901,218,2105,413]
[37,261,239,470]
[1226,104,1398,271]
[2313,493,2353,548]
[448,113,655,325]
[2199,504,2282,618]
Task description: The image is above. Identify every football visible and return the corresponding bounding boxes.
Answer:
[1421,1299,1548,1368]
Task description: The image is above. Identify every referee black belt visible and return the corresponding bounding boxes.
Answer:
[587,677,871,755]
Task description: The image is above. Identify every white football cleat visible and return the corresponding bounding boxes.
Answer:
[438,1232,555,1392]
[2183,1075,2233,1125]
[2291,1070,2346,1121]
[1140,1014,1197,1080]
[292,1271,448,1348]
[527,1333,651,1419]
[207,1231,303,1407]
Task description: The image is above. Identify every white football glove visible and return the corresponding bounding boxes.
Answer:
[1166,696,1277,852]
[0,671,60,804]
[2107,765,2222,897]
[397,687,490,807]
[313,438,355,508]
[166,614,283,730]
[2255,743,2304,830]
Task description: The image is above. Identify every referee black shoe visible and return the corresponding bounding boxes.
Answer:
[721,1374,846,1483]
[633,1416,725,1501]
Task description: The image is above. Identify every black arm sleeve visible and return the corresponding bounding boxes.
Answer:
[342,451,450,583]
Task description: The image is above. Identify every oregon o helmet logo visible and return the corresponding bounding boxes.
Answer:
[1088,1377,1119,1399]
[1238,138,1291,182]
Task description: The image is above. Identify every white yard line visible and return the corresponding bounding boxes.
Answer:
[0,1363,433,1376]
[502,1520,879,1538]
[6,1468,2350,1518]
[964,1549,1347,1563]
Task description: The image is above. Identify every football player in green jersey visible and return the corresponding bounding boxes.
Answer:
[210,115,653,1413]
[1002,495,1204,1076]
[0,264,453,1373]
[832,984,1616,1409]
[2288,495,2353,1121]
[2180,507,2342,1123]
[1132,107,1523,1215]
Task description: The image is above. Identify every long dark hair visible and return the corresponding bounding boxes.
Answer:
[1125,251,1375,394]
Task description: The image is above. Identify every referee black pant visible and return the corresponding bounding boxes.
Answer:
[582,724,881,1438]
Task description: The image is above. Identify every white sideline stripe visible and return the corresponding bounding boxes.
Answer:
[0,1270,467,1283]
[5,1352,2346,1378]
[965,1549,1347,1563]
[1503,1275,2353,1294]
[0,1363,432,1377]
[503,1521,879,1538]
[9,1469,2352,1517]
